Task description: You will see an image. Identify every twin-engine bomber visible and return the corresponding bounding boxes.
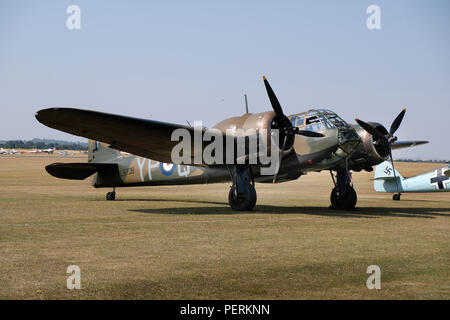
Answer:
[36,77,428,211]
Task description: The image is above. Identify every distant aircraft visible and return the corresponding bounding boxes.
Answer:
[374,161,450,200]
[29,147,55,154]
[0,148,23,154]
[42,147,56,154]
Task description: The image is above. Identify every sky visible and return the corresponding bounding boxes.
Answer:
[0,0,449,159]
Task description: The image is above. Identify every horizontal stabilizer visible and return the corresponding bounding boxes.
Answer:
[45,162,118,180]
[391,140,428,150]
[373,176,397,181]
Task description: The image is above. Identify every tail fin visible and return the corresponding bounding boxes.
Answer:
[374,161,404,181]
[88,140,121,163]
[374,161,405,193]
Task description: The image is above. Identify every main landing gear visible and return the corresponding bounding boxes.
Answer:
[228,165,257,211]
[330,169,357,210]
[106,187,116,201]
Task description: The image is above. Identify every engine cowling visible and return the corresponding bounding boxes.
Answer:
[349,122,390,171]
[212,111,293,158]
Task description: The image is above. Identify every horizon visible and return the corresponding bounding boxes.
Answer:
[1,137,450,162]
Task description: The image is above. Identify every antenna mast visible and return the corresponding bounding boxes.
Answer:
[244,94,249,113]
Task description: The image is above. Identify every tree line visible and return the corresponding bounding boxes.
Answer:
[0,140,88,151]
[396,159,450,164]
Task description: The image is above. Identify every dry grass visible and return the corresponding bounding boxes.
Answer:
[0,156,449,299]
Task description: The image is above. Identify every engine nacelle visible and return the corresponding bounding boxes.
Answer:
[349,122,390,171]
[212,111,293,158]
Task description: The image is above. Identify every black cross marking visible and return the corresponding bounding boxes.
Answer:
[430,169,450,190]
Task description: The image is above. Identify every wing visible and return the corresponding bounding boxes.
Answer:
[391,140,429,150]
[36,108,224,165]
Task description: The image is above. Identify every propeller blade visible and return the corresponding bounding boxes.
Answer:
[389,108,406,136]
[263,76,285,118]
[272,134,289,183]
[355,118,384,140]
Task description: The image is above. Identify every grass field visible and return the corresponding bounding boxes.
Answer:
[0,156,449,299]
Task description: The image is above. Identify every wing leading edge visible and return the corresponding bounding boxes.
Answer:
[391,140,429,150]
[36,108,217,165]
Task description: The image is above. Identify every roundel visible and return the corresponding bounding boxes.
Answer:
[160,162,176,176]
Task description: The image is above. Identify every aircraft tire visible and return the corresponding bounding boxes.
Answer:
[393,194,401,201]
[248,186,257,210]
[106,191,116,201]
[228,185,257,211]
[330,185,357,210]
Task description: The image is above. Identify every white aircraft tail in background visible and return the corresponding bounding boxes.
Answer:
[374,161,450,200]
[42,147,56,154]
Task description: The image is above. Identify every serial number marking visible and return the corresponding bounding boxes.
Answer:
[120,167,134,176]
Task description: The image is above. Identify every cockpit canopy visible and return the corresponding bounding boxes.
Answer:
[289,109,349,131]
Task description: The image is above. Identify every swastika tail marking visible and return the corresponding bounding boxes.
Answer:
[384,167,392,175]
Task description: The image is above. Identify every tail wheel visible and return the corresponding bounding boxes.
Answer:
[393,193,401,201]
[228,185,257,211]
[106,191,116,201]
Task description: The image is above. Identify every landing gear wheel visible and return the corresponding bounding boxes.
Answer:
[106,191,116,201]
[330,185,357,210]
[228,184,257,211]
[393,193,401,201]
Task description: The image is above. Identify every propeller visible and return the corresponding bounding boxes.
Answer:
[262,76,324,183]
[355,108,407,198]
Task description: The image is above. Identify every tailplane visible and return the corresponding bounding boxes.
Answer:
[45,140,121,181]
[45,162,118,180]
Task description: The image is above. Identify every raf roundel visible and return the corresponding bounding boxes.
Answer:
[160,162,176,176]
